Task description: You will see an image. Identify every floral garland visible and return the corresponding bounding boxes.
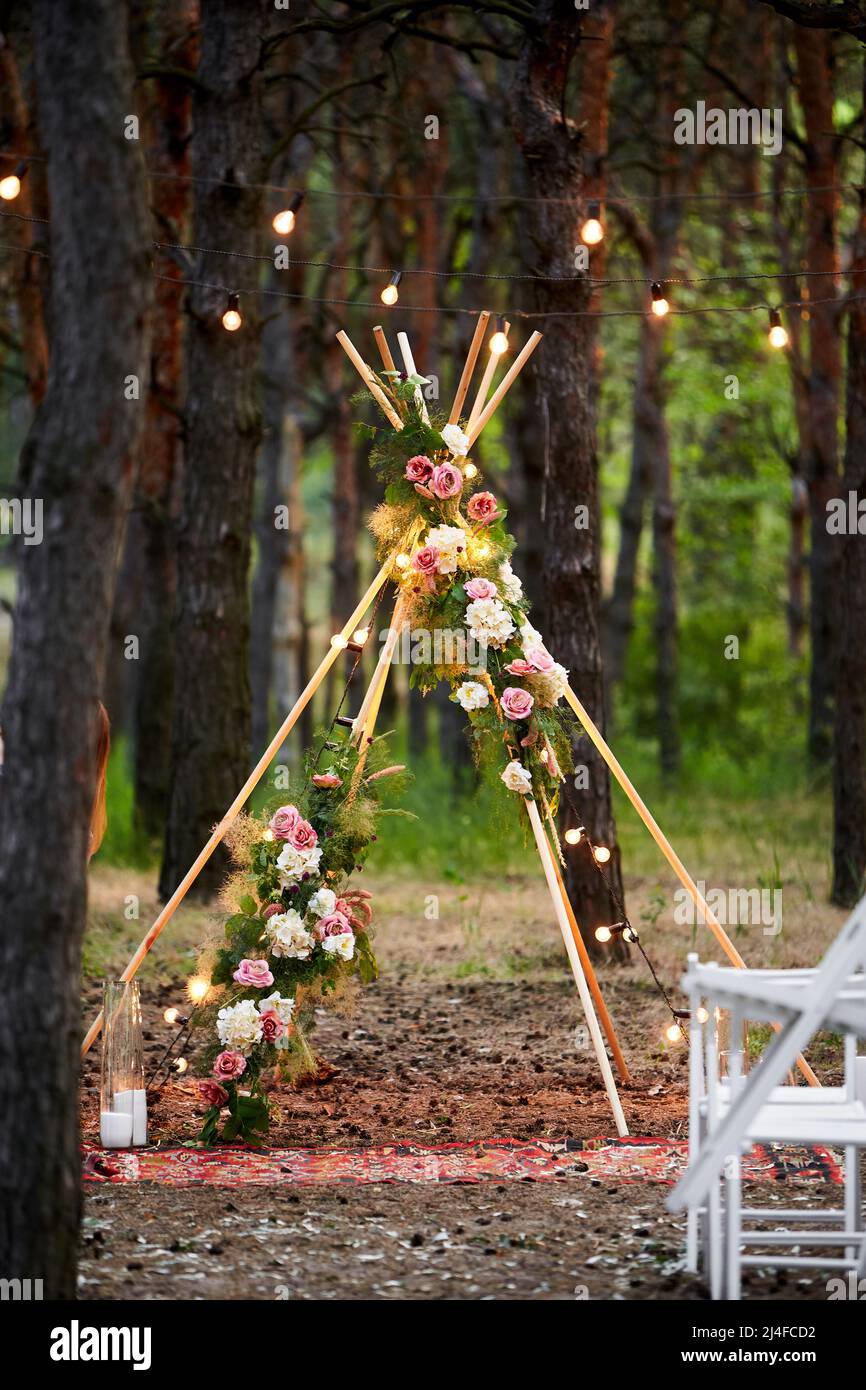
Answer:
[195,368,579,1143]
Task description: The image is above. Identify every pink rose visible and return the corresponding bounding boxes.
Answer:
[262,902,282,920]
[213,1051,246,1081]
[504,659,536,676]
[318,910,354,939]
[259,1010,285,1044]
[464,577,498,601]
[233,958,275,989]
[197,1080,228,1108]
[500,686,535,721]
[524,646,554,672]
[268,805,300,840]
[288,818,318,851]
[467,491,499,522]
[430,463,463,499]
[312,773,342,788]
[412,545,440,576]
[405,454,433,483]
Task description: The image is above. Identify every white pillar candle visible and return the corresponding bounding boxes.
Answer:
[100,1110,133,1148]
[132,1088,147,1146]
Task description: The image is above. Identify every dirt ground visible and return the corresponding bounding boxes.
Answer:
[77,863,850,1301]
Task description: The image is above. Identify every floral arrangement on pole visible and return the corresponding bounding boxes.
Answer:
[361,369,577,808]
[194,735,408,1144]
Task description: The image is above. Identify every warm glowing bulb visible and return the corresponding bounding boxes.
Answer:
[489,330,509,355]
[330,633,349,650]
[353,627,369,645]
[593,844,611,864]
[381,283,399,306]
[395,552,410,569]
[463,463,477,479]
[768,325,788,348]
[475,542,491,559]
[163,1007,179,1025]
[595,926,612,943]
[564,828,582,846]
[665,1023,683,1044]
[222,294,242,332]
[651,295,669,318]
[696,1006,709,1024]
[262,828,275,842]
[187,976,209,1003]
[173,1056,189,1074]
[580,217,604,246]
[0,174,21,201]
[272,208,296,236]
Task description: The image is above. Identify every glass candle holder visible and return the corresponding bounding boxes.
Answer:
[99,980,147,1147]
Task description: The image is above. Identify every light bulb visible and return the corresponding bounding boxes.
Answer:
[580,202,604,246]
[395,553,410,569]
[163,1007,179,1025]
[222,292,242,331]
[187,976,209,1003]
[595,925,612,943]
[173,1056,189,1074]
[623,927,638,944]
[564,828,583,846]
[665,1023,682,1044]
[650,283,669,318]
[696,1006,709,1024]
[330,633,349,650]
[381,271,402,306]
[262,828,275,842]
[768,308,788,349]
[0,173,21,201]
[593,844,611,864]
[272,191,303,237]
[489,316,509,355]
[463,463,477,479]
[353,627,369,645]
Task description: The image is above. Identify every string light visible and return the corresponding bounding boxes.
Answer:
[221,291,242,331]
[768,306,788,348]
[650,282,669,317]
[380,271,402,306]
[163,1007,180,1025]
[489,315,509,355]
[263,828,275,841]
[564,827,583,846]
[463,463,477,479]
[395,552,410,569]
[696,1006,709,1024]
[580,200,604,246]
[595,925,612,943]
[665,1022,683,1044]
[352,627,369,645]
[187,976,209,1003]
[593,844,611,864]
[330,633,349,650]
[173,1056,189,1074]
[272,191,304,237]
[0,162,25,202]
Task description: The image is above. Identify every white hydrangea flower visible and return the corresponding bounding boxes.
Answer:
[276,841,322,887]
[529,662,569,708]
[321,932,355,962]
[455,680,489,712]
[426,524,468,575]
[265,910,314,959]
[520,620,544,649]
[501,760,533,795]
[216,999,264,1054]
[440,422,470,457]
[499,560,523,604]
[307,887,337,919]
[465,596,515,648]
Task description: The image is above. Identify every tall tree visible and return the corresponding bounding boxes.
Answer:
[510,0,624,954]
[159,0,265,898]
[0,0,152,1297]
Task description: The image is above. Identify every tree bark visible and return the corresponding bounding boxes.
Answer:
[159,0,264,899]
[0,0,152,1297]
[510,0,624,956]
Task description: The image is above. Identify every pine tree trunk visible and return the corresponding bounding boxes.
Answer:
[0,0,152,1297]
[510,0,624,956]
[159,0,264,899]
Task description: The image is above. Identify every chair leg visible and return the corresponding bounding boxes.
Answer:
[844,1144,862,1264]
[708,1177,725,1299]
[725,1152,742,1301]
[686,1206,699,1273]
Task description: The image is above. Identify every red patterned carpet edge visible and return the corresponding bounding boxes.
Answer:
[81,1136,843,1187]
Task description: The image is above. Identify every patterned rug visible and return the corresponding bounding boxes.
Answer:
[81,1136,842,1187]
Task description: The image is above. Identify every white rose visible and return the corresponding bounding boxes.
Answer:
[520,620,544,649]
[307,887,337,919]
[501,760,533,795]
[265,910,314,959]
[276,842,322,887]
[216,999,264,1054]
[427,524,468,575]
[455,680,489,712]
[440,423,470,458]
[500,561,523,604]
[529,662,569,707]
[465,597,515,648]
[321,932,355,961]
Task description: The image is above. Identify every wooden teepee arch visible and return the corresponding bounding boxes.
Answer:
[81,315,817,1137]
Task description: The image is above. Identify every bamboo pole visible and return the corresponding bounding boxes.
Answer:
[449,310,490,424]
[336,329,403,430]
[372,324,398,376]
[562,681,819,1088]
[467,322,509,432]
[80,560,394,1057]
[465,331,543,448]
[396,331,430,425]
[526,798,629,1136]
[352,593,408,748]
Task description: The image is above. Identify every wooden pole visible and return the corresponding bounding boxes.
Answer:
[80,560,394,1057]
[526,797,629,1136]
[449,310,490,424]
[467,322,509,432]
[562,681,819,1088]
[396,330,430,425]
[372,324,398,376]
[466,331,543,448]
[336,329,403,430]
